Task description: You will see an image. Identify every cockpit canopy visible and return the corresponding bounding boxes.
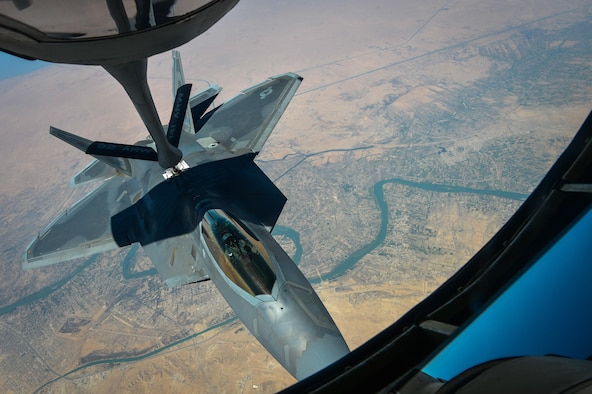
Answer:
[202,210,276,297]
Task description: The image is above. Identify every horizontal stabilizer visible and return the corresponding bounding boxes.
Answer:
[166,83,192,147]
[70,159,118,188]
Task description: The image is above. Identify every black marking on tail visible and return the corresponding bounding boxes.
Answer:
[167,84,192,147]
[86,141,158,161]
[191,94,219,133]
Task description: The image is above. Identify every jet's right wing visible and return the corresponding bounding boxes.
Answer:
[195,72,302,154]
[171,50,301,156]
[23,177,131,268]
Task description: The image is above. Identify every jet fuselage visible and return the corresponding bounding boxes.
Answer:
[23,64,350,380]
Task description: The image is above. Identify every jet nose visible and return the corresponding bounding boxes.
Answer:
[293,330,350,380]
[255,281,350,380]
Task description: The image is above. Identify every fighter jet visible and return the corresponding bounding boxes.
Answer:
[21,51,350,380]
[2,0,348,380]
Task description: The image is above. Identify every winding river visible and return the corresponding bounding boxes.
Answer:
[2,175,527,391]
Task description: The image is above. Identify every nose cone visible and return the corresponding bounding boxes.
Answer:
[294,329,351,381]
[255,281,350,380]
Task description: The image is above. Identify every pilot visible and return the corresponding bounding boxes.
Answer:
[222,232,243,263]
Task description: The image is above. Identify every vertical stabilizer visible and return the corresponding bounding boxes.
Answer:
[172,50,186,93]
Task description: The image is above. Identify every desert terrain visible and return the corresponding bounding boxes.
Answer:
[1,0,592,392]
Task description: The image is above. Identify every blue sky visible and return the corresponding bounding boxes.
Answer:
[0,52,50,80]
[423,208,592,380]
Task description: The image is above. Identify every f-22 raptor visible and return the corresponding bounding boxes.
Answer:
[22,51,349,380]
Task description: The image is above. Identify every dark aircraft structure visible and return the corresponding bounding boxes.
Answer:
[0,0,241,169]
[22,53,350,380]
[0,0,349,381]
[2,0,592,392]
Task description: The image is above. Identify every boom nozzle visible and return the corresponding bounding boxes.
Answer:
[103,59,185,168]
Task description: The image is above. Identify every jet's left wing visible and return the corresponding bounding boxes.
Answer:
[23,177,131,268]
[194,73,302,154]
